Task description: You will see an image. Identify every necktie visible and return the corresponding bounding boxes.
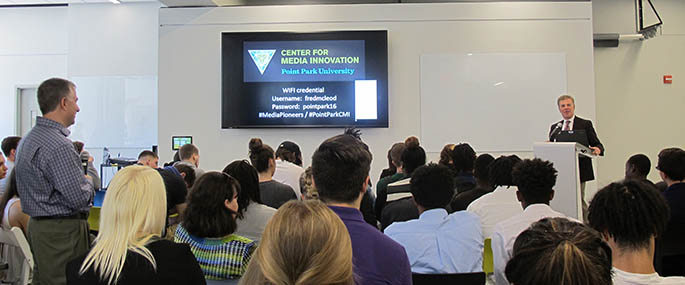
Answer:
[563,120,570,131]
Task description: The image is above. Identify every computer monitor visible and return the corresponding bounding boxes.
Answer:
[172,136,192,150]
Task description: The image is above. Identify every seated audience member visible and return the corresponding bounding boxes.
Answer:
[0,136,20,191]
[505,217,612,285]
[156,168,188,219]
[249,138,297,209]
[299,166,318,200]
[163,151,180,168]
[375,142,406,219]
[493,158,567,285]
[223,160,276,242]
[438,143,456,170]
[625,153,656,186]
[0,170,30,283]
[655,147,685,276]
[588,179,685,284]
[137,150,159,169]
[449,153,495,212]
[385,163,483,273]
[0,170,29,234]
[379,146,399,180]
[73,140,101,190]
[380,136,424,230]
[173,163,196,188]
[174,143,205,178]
[66,165,204,284]
[273,141,304,198]
[176,171,255,281]
[240,200,354,285]
[467,155,523,239]
[451,143,477,193]
[0,154,7,184]
[312,129,411,284]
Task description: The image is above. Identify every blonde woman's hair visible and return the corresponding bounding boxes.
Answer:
[79,165,167,284]
[240,200,354,285]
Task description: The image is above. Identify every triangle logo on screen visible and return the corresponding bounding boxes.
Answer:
[248,49,276,75]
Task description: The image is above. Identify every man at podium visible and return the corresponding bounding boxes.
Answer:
[549,95,604,215]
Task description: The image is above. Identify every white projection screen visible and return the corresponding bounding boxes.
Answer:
[420,53,567,152]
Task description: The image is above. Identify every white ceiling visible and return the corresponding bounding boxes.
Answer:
[0,0,158,5]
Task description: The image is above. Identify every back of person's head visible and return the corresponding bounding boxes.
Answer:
[588,179,669,251]
[223,160,261,218]
[473,153,495,183]
[178,143,199,161]
[389,142,406,169]
[276,141,303,167]
[80,165,167,284]
[156,168,187,212]
[37,78,75,114]
[438,143,455,168]
[401,136,426,175]
[505,217,612,285]
[657,147,685,181]
[312,132,372,204]
[173,163,196,188]
[248,138,275,173]
[411,163,454,210]
[451,143,476,174]
[490,155,522,188]
[299,166,318,200]
[163,151,181,167]
[72,141,85,153]
[1,136,21,157]
[240,200,354,285]
[138,150,158,161]
[512,158,558,205]
[626,154,651,178]
[0,170,19,223]
[183,171,239,238]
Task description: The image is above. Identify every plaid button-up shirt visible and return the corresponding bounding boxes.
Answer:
[15,117,93,217]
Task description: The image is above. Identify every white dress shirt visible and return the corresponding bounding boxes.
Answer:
[561,115,576,130]
[385,208,483,274]
[466,186,523,239]
[273,159,304,200]
[613,267,685,285]
[492,203,568,285]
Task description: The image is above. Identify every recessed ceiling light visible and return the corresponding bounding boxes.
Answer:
[109,0,121,3]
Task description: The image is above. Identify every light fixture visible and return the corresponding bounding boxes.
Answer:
[109,0,121,4]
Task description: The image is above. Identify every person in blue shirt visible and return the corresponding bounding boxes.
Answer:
[385,163,483,274]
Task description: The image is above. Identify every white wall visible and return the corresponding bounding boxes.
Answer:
[0,7,68,137]
[158,2,595,183]
[0,3,160,182]
[593,0,685,187]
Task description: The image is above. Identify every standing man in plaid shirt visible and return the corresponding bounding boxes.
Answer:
[15,78,94,285]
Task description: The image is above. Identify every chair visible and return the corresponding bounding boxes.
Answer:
[0,227,33,285]
[412,272,486,285]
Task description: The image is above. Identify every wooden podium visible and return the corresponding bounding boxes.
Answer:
[533,142,596,220]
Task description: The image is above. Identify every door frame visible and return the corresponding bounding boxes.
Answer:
[15,85,39,135]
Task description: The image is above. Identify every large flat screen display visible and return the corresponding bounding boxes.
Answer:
[222,31,388,128]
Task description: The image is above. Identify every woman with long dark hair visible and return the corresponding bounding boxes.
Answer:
[175,171,255,281]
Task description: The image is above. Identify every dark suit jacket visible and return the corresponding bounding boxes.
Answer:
[550,116,604,182]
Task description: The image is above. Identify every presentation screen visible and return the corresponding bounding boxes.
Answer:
[221,31,388,128]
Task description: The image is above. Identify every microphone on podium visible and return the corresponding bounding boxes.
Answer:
[549,122,563,141]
